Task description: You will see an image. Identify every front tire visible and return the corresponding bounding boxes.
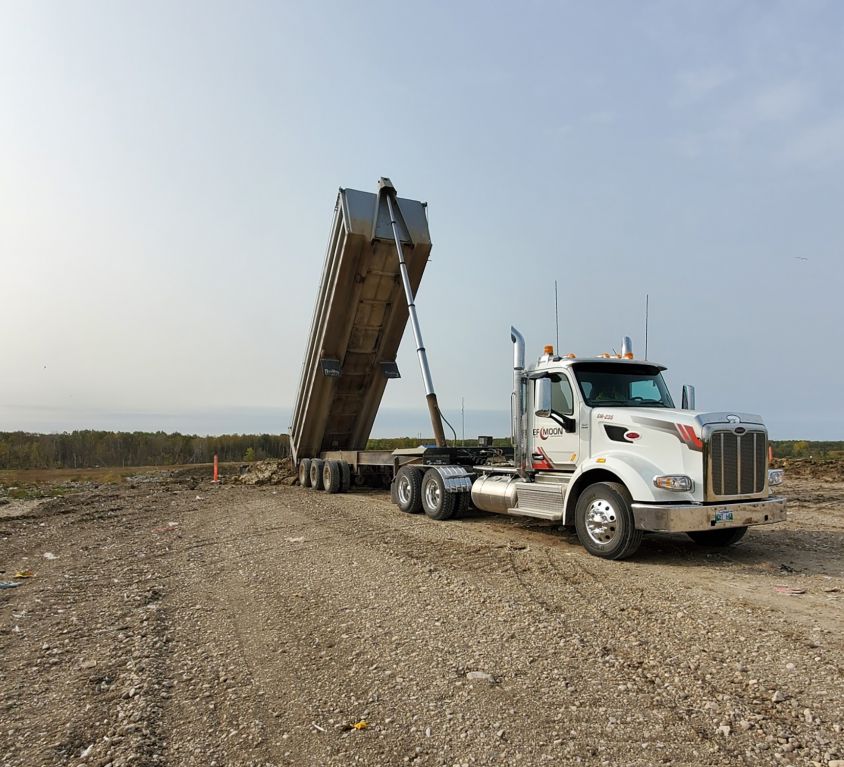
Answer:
[394,466,423,513]
[687,527,748,546]
[421,469,458,520]
[574,482,642,560]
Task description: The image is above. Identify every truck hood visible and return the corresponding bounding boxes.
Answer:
[592,407,764,430]
[591,408,766,454]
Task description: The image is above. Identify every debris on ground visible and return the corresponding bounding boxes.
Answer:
[234,458,297,486]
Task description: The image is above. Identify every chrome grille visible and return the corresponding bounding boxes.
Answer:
[707,429,767,499]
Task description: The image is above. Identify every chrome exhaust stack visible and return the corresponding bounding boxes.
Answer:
[621,336,633,358]
[511,326,527,478]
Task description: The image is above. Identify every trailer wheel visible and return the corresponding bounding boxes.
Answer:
[394,466,423,513]
[298,459,312,488]
[339,461,351,493]
[421,468,458,521]
[309,459,325,490]
[322,460,342,494]
[574,482,642,560]
[687,526,748,547]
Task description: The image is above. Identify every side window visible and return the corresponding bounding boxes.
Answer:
[551,375,574,415]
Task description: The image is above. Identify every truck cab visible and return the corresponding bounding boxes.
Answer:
[463,329,786,559]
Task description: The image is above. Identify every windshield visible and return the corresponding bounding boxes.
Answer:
[573,363,675,408]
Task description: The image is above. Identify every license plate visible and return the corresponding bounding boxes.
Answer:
[715,510,734,523]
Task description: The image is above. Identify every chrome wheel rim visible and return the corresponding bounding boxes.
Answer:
[397,475,412,505]
[424,479,441,511]
[585,498,618,545]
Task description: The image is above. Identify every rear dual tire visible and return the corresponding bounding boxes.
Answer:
[322,460,342,494]
[395,466,424,513]
[298,459,312,488]
[421,468,459,521]
[301,458,351,493]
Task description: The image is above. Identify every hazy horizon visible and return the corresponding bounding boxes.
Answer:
[2,2,842,440]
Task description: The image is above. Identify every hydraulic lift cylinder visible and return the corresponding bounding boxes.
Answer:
[382,182,447,448]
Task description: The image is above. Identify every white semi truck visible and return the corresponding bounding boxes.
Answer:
[291,179,786,560]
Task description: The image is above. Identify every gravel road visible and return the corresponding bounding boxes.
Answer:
[1,473,842,767]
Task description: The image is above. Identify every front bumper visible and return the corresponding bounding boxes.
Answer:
[631,496,786,533]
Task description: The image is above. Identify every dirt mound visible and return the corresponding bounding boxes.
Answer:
[234,458,297,485]
[773,457,844,481]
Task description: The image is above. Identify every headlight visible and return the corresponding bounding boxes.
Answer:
[768,469,784,486]
[653,475,693,492]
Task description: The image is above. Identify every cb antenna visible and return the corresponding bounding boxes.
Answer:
[554,279,560,351]
[644,293,649,360]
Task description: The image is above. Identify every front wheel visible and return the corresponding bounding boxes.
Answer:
[687,527,748,546]
[574,482,642,560]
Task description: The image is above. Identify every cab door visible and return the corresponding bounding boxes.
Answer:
[531,373,580,470]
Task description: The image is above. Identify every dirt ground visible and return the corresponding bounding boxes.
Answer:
[1,469,842,767]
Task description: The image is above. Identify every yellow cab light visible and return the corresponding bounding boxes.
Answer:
[564,353,576,358]
[598,352,611,358]
[544,344,554,355]
[596,457,606,463]
[623,352,634,359]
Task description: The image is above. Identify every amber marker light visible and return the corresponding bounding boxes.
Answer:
[544,345,554,355]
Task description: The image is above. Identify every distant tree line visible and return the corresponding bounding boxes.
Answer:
[770,441,844,460]
[0,431,290,470]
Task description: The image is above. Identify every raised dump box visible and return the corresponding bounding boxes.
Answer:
[289,179,432,463]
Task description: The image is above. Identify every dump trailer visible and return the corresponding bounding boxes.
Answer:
[290,178,508,493]
[291,179,786,560]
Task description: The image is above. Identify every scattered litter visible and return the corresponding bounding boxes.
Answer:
[285,537,305,543]
[774,585,806,595]
[14,570,35,579]
[43,552,58,560]
[153,522,180,533]
[311,722,326,733]
[0,581,22,590]
[80,743,93,759]
[352,720,368,731]
[466,671,496,683]
[195,495,203,500]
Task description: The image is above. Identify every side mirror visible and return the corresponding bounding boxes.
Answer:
[535,377,552,418]
[682,384,696,410]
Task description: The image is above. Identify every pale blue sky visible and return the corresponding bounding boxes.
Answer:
[1,1,842,439]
